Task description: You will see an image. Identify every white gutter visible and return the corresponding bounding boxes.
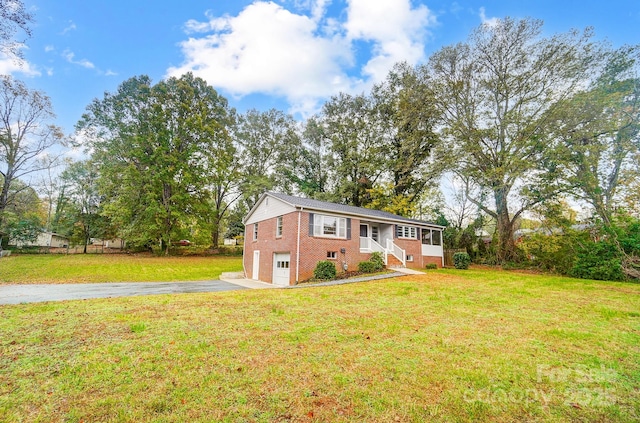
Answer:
[296,208,302,284]
[242,225,248,278]
[295,207,445,229]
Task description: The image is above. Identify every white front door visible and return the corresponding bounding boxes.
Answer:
[252,250,260,280]
[272,252,291,286]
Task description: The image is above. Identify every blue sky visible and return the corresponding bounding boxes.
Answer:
[4,0,640,137]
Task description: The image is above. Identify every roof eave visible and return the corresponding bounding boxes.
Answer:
[292,204,444,228]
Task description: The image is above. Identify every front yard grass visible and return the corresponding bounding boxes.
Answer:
[1,269,639,422]
[0,254,243,284]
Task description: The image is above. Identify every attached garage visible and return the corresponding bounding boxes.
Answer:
[272,252,291,287]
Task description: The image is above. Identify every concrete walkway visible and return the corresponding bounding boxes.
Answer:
[220,270,415,289]
[288,271,407,288]
[0,280,246,305]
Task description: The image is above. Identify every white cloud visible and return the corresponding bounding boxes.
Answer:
[0,51,41,77]
[479,7,499,28]
[168,1,353,113]
[61,21,77,35]
[44,45,55,53]
[169,0,436,115]
[184,17,212,34]
[345,0,435,81]
[104,69,118,76]
[62,49,95,69]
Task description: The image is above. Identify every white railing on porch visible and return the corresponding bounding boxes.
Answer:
[359,237,405,267]
[359,237,388,264]
[386,239,406,267]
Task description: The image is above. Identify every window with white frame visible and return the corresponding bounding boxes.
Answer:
[253,223,258,241]
[407,254,414,262]
[421,229,442,246]
[396,225,417,239]
[276,216,283,237]
[327,251,337,259]
[313,214,347,238]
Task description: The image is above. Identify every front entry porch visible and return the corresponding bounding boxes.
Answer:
[359,223,406,267]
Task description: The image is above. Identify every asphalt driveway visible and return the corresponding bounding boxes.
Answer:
[0,280,246,305]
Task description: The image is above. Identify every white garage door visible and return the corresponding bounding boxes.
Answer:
[272,253,291,287]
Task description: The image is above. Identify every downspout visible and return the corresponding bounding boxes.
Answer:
[296,208,302,284]
[242,225,248,278]
[440,229,445,268]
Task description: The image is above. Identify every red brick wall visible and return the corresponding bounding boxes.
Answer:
[393,237,423,269]
[422,255,442,267]
[296,214,372,282]
[243,212,300,284]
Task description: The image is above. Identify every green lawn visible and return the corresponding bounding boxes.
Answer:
[0,254,243,284]
[1,269,639,422]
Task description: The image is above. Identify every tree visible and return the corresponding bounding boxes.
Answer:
[60,160,106,253]
[285,116,330,199]
[321,93,386,207]
[77,74,234,253]
[547,46,640,278]
[0,0,33,60]
[370,62,442,215]
[0,177,42,247]
[235,108,301,209]
[548,46,640,228]
[423,18,595,262]
[0,76,63,245]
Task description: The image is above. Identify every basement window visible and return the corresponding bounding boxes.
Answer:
[407,255,414,262]
[327,251,337,259]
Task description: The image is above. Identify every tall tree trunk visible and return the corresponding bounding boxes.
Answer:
[210,208,221,248]
[494,187,516,263]
[211,226,220,249]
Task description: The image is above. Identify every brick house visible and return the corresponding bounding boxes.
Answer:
[243,192,445,286]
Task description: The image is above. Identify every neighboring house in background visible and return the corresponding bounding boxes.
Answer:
[89,238,126,249]
[243,192,445,286]
[11,231,69,248]
[105,239,125,249]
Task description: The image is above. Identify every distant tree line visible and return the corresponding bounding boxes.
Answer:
[1,15,638,280]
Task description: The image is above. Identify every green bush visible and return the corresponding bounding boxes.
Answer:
[425,263,437,270]
[519,232,579,274]
[314,261,337,280]
[369,252,385,271]
[453,252,471,269]
[571,241,625,281]
[358,261,378,273]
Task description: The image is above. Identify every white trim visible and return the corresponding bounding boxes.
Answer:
[252,250,260,280]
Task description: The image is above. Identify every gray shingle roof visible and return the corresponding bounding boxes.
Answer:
[267,192,441,227]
